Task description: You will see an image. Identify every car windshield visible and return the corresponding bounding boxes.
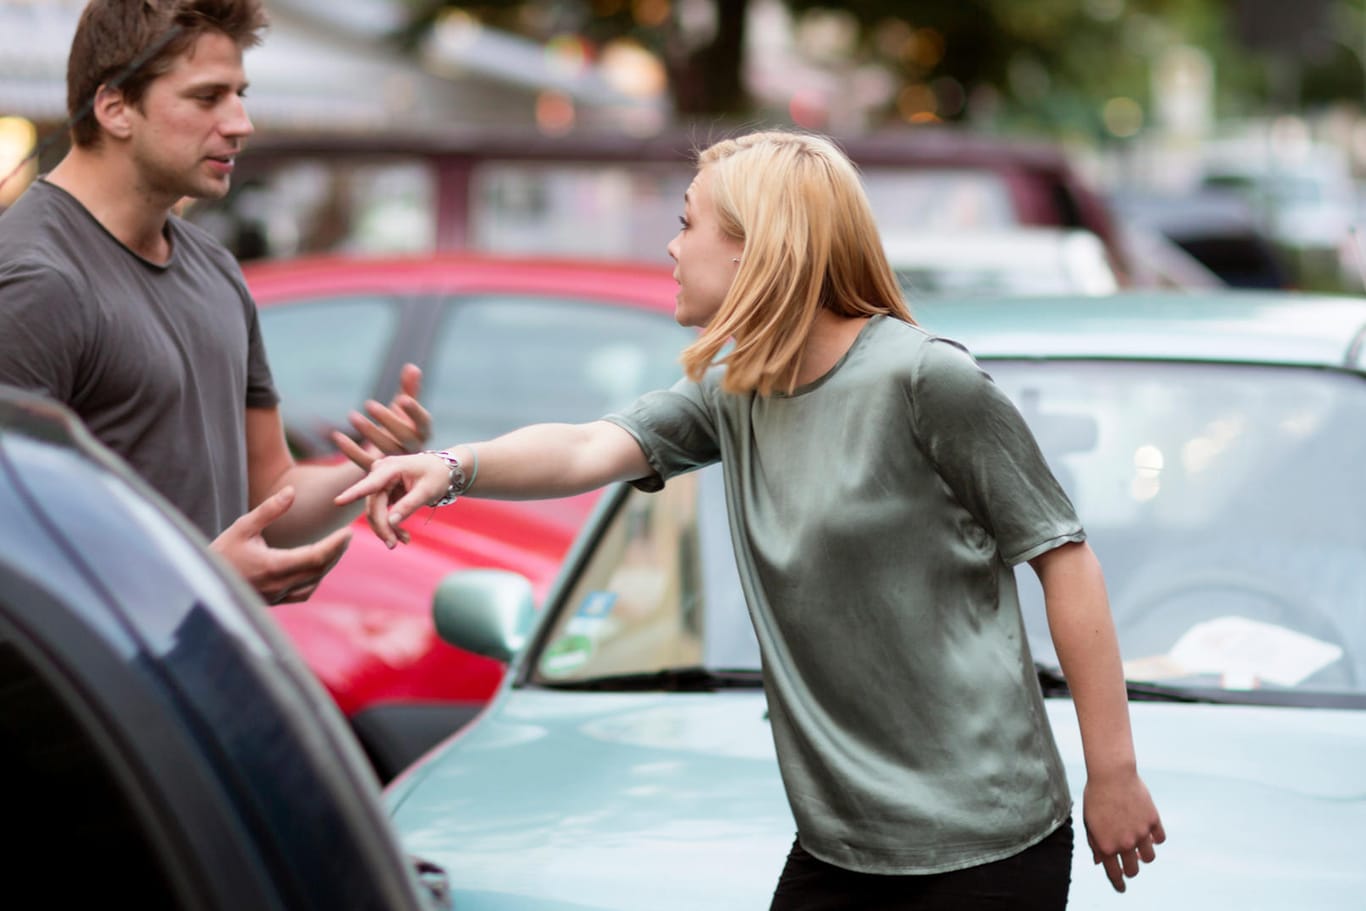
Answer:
[528,360,1366,704]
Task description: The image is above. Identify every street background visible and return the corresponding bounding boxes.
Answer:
[4,0,1366,291]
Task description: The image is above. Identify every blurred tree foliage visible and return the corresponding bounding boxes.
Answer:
[396,0,751,118]
[395,0,1364,137]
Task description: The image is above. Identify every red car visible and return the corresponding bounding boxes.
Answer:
[243,253,693,780]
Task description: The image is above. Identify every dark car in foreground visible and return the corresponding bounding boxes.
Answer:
[0,387,447,910]
[242,253,694,780]
[386,291,1366,910]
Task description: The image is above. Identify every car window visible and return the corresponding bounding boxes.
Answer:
[190,158,437,260]
[0,637,188,908]
[471,162,691,264]
[258,295,401,448]
[531,467,756,684]
[863,168,1019,233]
[423,295,694,444]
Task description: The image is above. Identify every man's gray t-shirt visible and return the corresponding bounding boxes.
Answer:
[0,180,278,538]
[605,314,1080,875]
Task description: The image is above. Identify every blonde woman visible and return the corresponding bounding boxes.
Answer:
[337,130,1164,909]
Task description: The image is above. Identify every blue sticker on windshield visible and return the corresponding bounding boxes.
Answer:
[567,591,617,636]
[576,591,616,619]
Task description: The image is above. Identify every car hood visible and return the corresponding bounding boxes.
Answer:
[1056,699,1366,908]
[388,690,791,910]
[387,689,1366,911]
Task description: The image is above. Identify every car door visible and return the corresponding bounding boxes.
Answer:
[0,389,445,910]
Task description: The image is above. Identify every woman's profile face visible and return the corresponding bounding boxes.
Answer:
[666,166,744,329]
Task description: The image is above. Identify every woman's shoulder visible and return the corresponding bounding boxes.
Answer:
[863,314,980,374]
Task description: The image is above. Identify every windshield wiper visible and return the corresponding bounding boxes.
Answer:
[538,666,764,692]
[1038,663,1366,709]
[1035,663,1210,703]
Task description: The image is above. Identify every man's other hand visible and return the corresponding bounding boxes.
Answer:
[211,486,352,604]
[340,363,432,468]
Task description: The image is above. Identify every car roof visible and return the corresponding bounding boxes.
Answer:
[912,291,1366,372]
[241,123,1076,170]
[241,252,678,312]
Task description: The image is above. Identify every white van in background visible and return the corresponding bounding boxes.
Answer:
[881,227,1120,299]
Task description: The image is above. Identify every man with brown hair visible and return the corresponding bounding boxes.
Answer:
[0,0,429,604]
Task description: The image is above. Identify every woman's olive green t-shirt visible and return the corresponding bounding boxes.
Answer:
[604,314,1081,875]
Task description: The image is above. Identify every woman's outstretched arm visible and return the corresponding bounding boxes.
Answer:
[334,419,652,548]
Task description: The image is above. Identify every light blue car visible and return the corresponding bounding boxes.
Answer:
[386,291,1366,909]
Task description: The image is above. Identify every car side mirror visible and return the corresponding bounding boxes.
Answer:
[431,569,536,663]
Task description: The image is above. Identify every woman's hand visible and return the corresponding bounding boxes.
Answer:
[334,451,451,549]
[1083,768,1166,892]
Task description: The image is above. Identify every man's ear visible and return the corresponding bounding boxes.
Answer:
[91,84,134,140]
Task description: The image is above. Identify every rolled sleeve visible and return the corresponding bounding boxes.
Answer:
[910,337,1085,565]
[602,376,721,491]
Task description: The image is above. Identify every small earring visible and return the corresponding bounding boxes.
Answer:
[731,257,740,263]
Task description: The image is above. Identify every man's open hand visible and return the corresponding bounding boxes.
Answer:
[211,486,352,604]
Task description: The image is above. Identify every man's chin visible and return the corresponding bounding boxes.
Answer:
[196,179,232,201]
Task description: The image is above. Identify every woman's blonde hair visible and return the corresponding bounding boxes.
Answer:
[679,130,913,396]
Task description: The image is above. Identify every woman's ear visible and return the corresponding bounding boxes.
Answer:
[92,84,134,141]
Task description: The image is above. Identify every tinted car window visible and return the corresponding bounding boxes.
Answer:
[0,639,184,909]
[258,295,402,441]
[424,295,694,443]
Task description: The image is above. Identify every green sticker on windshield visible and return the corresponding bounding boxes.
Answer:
[540,633,594,677]
[540,592,618,677]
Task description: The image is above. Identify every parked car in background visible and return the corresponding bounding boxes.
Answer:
[0,386,449,910]
[242,253,694,781]
[1199,141,1355,258]
[386,291,1366,910]
[197,125,1132,276]
[881,227,1119,298]
[1112,220,1226,290]
[1110,189,1293,289]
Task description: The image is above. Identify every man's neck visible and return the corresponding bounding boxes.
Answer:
[46,148,175,264]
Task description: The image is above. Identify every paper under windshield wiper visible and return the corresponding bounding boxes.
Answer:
[539,666,764,692]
